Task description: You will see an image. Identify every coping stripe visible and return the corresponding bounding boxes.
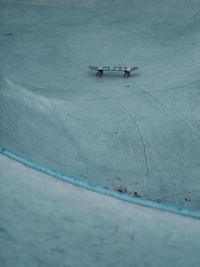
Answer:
[0,146,200,219]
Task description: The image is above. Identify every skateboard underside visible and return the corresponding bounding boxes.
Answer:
[89,66,138,78]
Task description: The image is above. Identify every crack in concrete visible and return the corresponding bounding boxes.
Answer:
[113,98,150,196]
[132,80,200,142]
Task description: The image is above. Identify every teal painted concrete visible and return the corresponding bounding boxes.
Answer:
[0,1,200,265]
[1,0,200,209]
[0,154,200,267]
[1,146,200,218]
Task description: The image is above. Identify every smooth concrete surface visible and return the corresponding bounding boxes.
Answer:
[1,0,200,209]
[1,153,200,267]
[0,1,200,265]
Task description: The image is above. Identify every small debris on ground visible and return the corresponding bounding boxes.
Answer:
[134,192,141,198]
[128,233,134,240]
[155,199,162,203]
[130,182,139,185]
[184,198,191,202]
[115,176,121,181]
[117,186,128,193]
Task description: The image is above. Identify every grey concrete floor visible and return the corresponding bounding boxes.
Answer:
[1,154,200,267]
[0,0,200,265]
[1,0,200,209]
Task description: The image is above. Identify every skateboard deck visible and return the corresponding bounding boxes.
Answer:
[89,66,138,78]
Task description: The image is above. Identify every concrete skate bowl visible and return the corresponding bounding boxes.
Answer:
[1,0,200,211]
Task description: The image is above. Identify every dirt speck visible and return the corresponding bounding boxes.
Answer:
[117,186,127,193]
[129,181,139,185]
[134,192,141,198]
[128,233,134,240]
[155,199,162,203]
[184,198,191,202]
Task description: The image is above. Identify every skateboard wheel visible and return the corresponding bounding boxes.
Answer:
[124,71,130,78]
[96,70,103,77]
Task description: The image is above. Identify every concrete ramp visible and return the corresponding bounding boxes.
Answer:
[1,0,200,208]
[0,154,200,267]
[0,0,200,265]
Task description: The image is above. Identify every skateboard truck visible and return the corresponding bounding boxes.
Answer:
[96,69,130,78]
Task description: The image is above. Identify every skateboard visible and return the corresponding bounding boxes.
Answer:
[89,66,138,78]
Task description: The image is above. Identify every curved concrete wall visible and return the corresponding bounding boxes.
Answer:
[0,0,200,209]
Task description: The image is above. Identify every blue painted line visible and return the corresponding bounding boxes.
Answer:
[0,146,200,219]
